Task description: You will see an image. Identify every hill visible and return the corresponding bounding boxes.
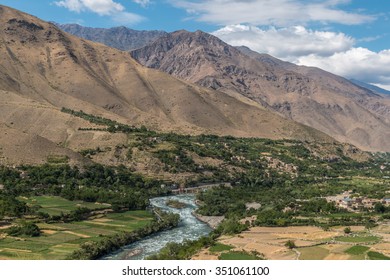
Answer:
[0,5,334,166]
[131,31,390,152]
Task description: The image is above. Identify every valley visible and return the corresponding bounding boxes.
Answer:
[0,4,389,261]
[1,108,389,260]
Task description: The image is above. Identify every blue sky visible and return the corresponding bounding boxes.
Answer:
[1,0,390,89]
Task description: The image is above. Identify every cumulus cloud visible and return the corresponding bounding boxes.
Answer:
[297,48,390,88]
[55,0,123,15]
[55,0,145,24]
[172,0,374,26]
[212,25,355,61]
[212,24,390,88]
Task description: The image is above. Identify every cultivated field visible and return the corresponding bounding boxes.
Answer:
[0,197,154,260]
[19,196,111,216]
[192,225,390,260]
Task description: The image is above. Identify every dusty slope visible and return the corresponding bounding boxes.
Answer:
[0,121,87,166]
[0,4,332,155]
[131,31,390,152]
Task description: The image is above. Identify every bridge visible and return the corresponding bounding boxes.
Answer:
[171,182,231,194]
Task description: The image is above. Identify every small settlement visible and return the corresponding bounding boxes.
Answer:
[326,190,390,212]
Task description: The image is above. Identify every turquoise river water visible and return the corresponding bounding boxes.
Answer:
[103,194,212,260]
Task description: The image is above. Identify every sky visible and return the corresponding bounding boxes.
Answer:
[1,0,390,89]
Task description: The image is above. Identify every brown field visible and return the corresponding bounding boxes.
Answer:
[194,225,390,260]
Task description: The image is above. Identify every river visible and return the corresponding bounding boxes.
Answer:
[102,194,212,260]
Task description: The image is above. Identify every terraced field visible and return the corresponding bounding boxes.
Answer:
[0,196,154,259]
[192,225,390,260]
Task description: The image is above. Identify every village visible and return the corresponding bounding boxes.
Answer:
[325,190,390,212]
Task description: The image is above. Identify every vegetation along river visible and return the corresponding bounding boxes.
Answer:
[103,194,212,260]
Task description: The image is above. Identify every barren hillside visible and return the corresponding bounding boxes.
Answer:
[0,5,334,165]
[132,31,390,152]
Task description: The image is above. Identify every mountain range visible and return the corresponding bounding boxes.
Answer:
[130,30,390,152]
[56,23,166,51]
[0,5,335,166]
[61,23,390,152]
[349,79,390,96]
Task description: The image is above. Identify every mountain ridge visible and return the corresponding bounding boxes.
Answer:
[131,30,390,152]
[349,78,390,96]
[0,5,337,165]
[56,23,167,51]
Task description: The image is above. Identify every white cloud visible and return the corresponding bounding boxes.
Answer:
[55,0,145,24]
[297,48,390,87]
[212,24,390,88]
[132,0,151,8]
[55,0,123,15]
[212,25,355,61]
[55,0,84,13]
[172,0,374,26]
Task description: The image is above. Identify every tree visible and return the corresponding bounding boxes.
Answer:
[374,202,386,214]
[285,240,296,249]
[344,227,351,234]
[6,222,41,237]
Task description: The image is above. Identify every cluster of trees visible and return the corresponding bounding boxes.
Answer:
[0,164,169,212]
[6,222,41,237]
[155,148,197,173]
[374,202,390,214]
[0,194,29,218]
[147,236,215,260]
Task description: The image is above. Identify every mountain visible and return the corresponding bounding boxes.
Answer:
[131,31,390,152]
[56,23,166,51]
[0,5,334,165]
[350,79,390,95]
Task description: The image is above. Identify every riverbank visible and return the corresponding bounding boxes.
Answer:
[193,213,224,229]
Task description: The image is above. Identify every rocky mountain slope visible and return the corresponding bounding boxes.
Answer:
[56,23,166,51]
[0,5,334,165]
[131,31,390,152]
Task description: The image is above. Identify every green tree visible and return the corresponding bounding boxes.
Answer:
[344,227,351,234]
[285,240,296,249]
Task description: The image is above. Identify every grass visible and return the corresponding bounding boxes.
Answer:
[219,251,258,260]
[19,196,110,216]
[0,210,154,260]
[367,251,390,260]
[298,246,330,260]
[345,245,370,255]
[209,243,234,253]
[335,235,380,243]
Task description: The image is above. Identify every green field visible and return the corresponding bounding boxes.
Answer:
[219,251,259,260]
[209,243,234,253]
[335,235,380,244]
[345,245,370,255]
[19,196,111,216]
[367,251,390,260]
[0,210,153,260]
